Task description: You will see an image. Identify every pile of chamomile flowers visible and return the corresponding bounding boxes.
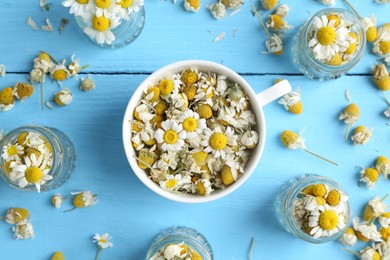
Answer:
[130,68,259,196]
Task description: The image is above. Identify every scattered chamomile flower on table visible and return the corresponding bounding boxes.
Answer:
[373,24,390,56]
[261,0,277,10]
[344,246,382,260]
[376,156,390,179]
[68,54,89,78]
[51,252,64,260]
[27,16,38,31]
[41,18,54,32]
[266,13,293,32]
[363,16,378,43]
[208,2,227,19]
[52,194,65,208]
[66,191,98,212]
[0,87,15,112]
[221,0,243,9]
[373,63,390,91]
[0,64,5,77]
[379,212,390,228]
[339,103,360,140]
[352,216,382,242]
[359,168,379,189]
[54,88,73,106]
[50,60,71,84]
[275,4,289,18]
[80,75,96,92]
[184,0,201,12]
[339,227,358,247]
[363,195,388,221]
[2,208,29,224]
[351,126,373,146]
[13,82,34,101]
[278,84,303,115]
[93,233,113,260]
[280,130,338,165]
[12,218,34,240]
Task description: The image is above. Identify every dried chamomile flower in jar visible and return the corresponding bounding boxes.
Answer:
[51,252,64,260]
[339,103,360,140]
[80,75,95,92]
[339,227,358,247]
[221,0,243,9]
[278,87,303,114]
[376,156,390,179]
[359,168,379,189]
[373,24,390,56]
[209,2,227,19]
[261,0,277,10]
[351,126,372,146]
[275,4,289,18]
[13,82,34,101]
[373,63,390,91]
[3,208,29,224]
[363,195,388,221]
[363,15,378,43]
[184,0,201,12]
[55,88,73,106]
[352,217,382,242]
[0,87,15,112]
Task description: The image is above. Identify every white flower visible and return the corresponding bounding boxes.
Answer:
[33,56,52,74]
[134,103,154,124]
[71,191,98,207]
[163,244,182,259]
[303,195,324,212]
[278,88,301,111]
[90,0,120,18]
[80,75,96,92]
[55,88,73,106]
[266,15,293,32]
[275,4,289,18]
[93,233,113,249]
[159,174,183,191]
[29,68,45,84]
[352,217,383,242]
[351,127,372,146]
[363,15,377,31]
[318,0,335,5]
[12,219,34,240]
[360,247,379,260]
[240,131,259,149]
[184,0,200,12]
[308,15,349,61]
[9,154,52,192]
[68,54,82,77]
[178,110,207,147]
[118,0,144,20]
[339,229,357,247]
[62,0,91,18]
[209,2,226,19]
[0,64,6,77]
[5,208,29,224]
[52,194,64,209]
[50,63,71,81]
[368,196,387,217]
[155,120,186,152]
[201,126,237,159]
[308,205,346,239]
[373,26,390,55]
[359,168,378,189]
[234,110,256,130]
[265,34,283,54]
[379,214,390,228]
[84,15,121,45]
[1,143,24,162]
[170,93,188,111]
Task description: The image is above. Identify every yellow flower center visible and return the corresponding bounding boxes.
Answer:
[345,227,356,236]
[25,167,43,183]
[270,14,284,29]
[196,104,213,119]
[326,53,342,66]
[221,165,234,185]
[52,70,68,81]
[181,70,198,84]
[92,15,111,32]
[0,87,14,105]
[182,117,198,132]
[182,85,197,101]
[51,251,64,260]
[380,227,390,241]
[73,194,86,208]
[186,0,200,9]
[344,103,360,117]
[365,168,379,182]
[383,212,390,218]
[373,251,381,260]
[196,181,206,196]
[76,0,89,4]
[379,41,390,55]
[17,132,29,146]
[280,130,299,147]
[12,208,29,223]
[99,239,108,243]
[209,133,227,150]
[137,150,157,169]
[6,145,18,156]
[118,0,132,8]
[154,99,168,115]
[95,0,111,8]
[159,79,174,95]
[326,190,341,206]
[317,26,337,46]
[146,86,160,102]
[366,26,377,42]
[163,130,179,144]
[319,210,339,230]
[38,52,51,62]
[166,179,178,189]
[315,197,326,206]
[312,184,326,198]
[301,185,314,195]
[192,151,208,166]
[327,14,340,27]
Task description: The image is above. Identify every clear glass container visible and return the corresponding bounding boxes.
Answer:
[75,6,145,49]
[145,226,213,260]
[0,125,76,192]
[275,174,352,244]
[292,8,366,81]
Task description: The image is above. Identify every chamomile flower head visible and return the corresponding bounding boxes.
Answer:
[155,120,186,152]
[80,75,96,92]
[84,14,120,45]
[13,82,34,101]
[154,152,177,171]
[240,130,259,149]
[71,191,98,208]
[195,178,213,196]
[51,252,64,260]
[379,213,390,228]
[373,25,390,55]
[12,219,34,240]
[351,126,372,146]
[376,156,390,179]
[33,52,52,73]
[373,63,390,91]
[9,154,52,192]
[308,205,346,239]
[266,14,293,32]
[360,168,379,189]
[360,247,381,260]
[339,227,358,247]
[52,194,64,209]
[201,126,237,158]
[159,174,183,191]
[184,0,200,12]
[93,233,113,249]
[68,54,83,77]
[221,0,243,9]
[364,196,388,221]
[339,103,360,125]
[178,110,206,146]
[50,62,71,82]
[278,88,303,114]
[261,0,277,10]
[363,15,378,43]
[91,0,121,17]
[308,15,349,62]
[62,0,91,18]
[280,130,306,149]
[2,143,23,162]
[117,0,144,20]
[265,34,283,55]
[275,4,289,18]
[54,88,73,106]
[4,208,29,224]
[304,195,327,212]
[209,2,226,19]
[0,87,15,112]
[29,68,45,84]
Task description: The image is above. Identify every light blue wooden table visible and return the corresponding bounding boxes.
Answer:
[1,0,390,259]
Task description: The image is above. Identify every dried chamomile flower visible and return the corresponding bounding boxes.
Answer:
[280,130,337,165]
[67,191,98,211]
[195,179,213,195]
[68,54,84,77]
[150,241,203,260]
[33,52,52,74]
[275,4,289,18]
[339,103,360,139]
[221,0,243,9]
[50,61,71,82]
[27,16,38,31]
[344,247,382,260]
[0,87,15,112]
[364,195,388,221]
[352,217,382,242]
[359,168,379,189]
[12,219,34,240]
[380,226,390,241]
[240,131,259,149]
[266,14,293,32]
[93,233,113,260]
[278,87,302,114]
[261,0,277,10]
[52,194,64,208]
[51,252,64,260]
[184,0,200,12]
[209,2,227,19]
[41,18,54,31]
[376,156,390,179]
[55,88,73,106]
[29,68,45,84]
[13,82,34,101]
[0,64,6,77]
[339,227,358,247]
[379,212,390,228]
[80,75,95,92]
[373,63,390,91]
[373,25,390,55]
[3,208,29,224]
[363,15,378,43]
[351,126,373,146]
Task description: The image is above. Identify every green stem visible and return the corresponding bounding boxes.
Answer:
[95,246,102,260]
[133,155,153,171]
[342,0,362,20]
[343,248,360,257]
[302,149,338,166]
[248,237,255,260]
[40,80,44,110]
[63,207,76,213]
[81,64,90,70]
[345,123,351,140]
[381,194,389,202]
[250,4,271,39]
[381,91,390,106]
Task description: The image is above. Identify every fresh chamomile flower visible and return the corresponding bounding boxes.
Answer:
[303,195,327,212]
[351,126,373,146]
[278,87,303,114]
[362,15,378,43]
[266,14,293,32]
[93,233,113,260]
[308,15,349,62]
[178,110,207,147]
[159,174,184,191]
[359,168,379,190]
[209,2,226,19]
[62,0,91,18]
[117,0,144,19]
[358,247,382,260]
[201,126,237,159]
[373,63,390,91]
[364,195,388,221]
[13,82,34,101]
[339,227,358,247]
[9,154,52,192]
[0,87,15,112]
[275,4,289,18]
[339,103,360,139]
[155,120,186,152]
[379,213,390,228]
[33,52,53,73]
[80,75,96,92]
[0,64,5,77]
[195,178,213,196]
[92,0,121,17]
[184,0,200,12]
[376,156,390,179]
[240,131,259,149]
[261,0,277,10]
[54,88,73,106]
[52,194,64,209]
[373,25,390,55]
[1,143,24,162]
[84,15,121,45]
[308,205,346,239]
[68,191,98,211]
[221,0,243,9]
[12,219,34,240]
[4,208,29,224]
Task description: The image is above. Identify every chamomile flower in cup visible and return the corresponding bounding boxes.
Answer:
[145,226,213,260]
[292,8,366,81]
[275,174,351,243]
[0,125,76,192]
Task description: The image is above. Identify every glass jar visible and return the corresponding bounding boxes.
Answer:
[145,226,213,260]
[75,6,145,49]
[292,8,366,81]
[275,174,352,244]
[0,125,76,192]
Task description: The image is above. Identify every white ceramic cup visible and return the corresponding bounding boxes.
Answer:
[122,60,292,203]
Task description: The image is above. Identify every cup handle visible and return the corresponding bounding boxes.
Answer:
[256,80,292,107]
